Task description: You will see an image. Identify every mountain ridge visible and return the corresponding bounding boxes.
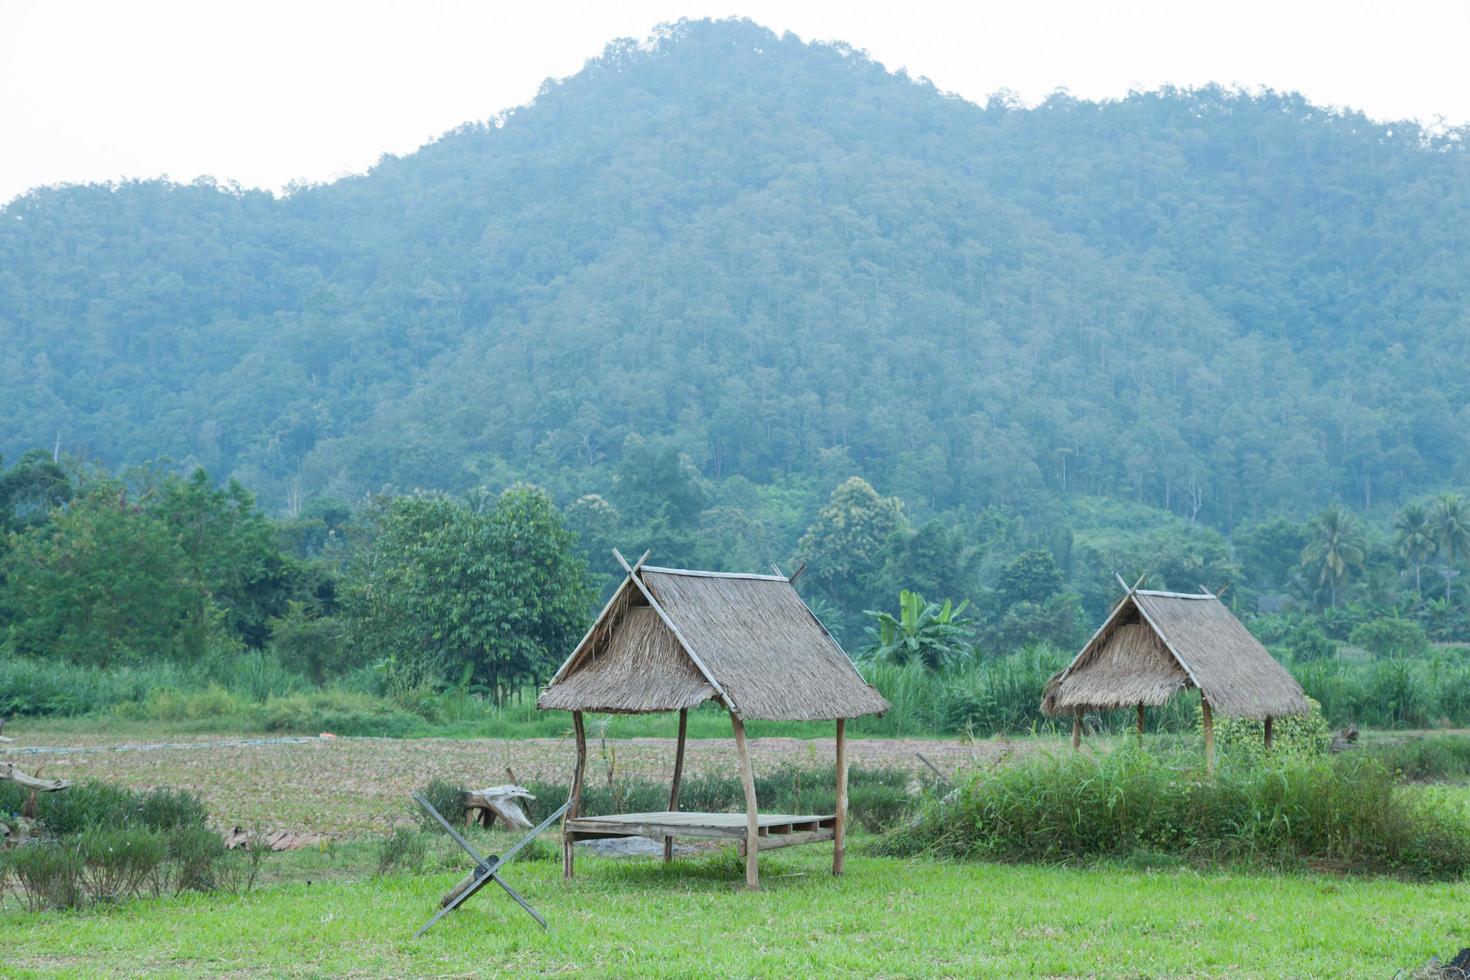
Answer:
[2,18,1467,530]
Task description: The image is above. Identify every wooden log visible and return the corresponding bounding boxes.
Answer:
[0,762,69,792]
[664,708,687,862]
[1071,712,1082,750]
[1136,702,1145,746]
[833,717,848,876]
[1202,699,1215,775]
[730,712,760,890]
[563,711,587,880]
[739,828,835,855]
[464,785,534,830]
[1264,715,1274,752]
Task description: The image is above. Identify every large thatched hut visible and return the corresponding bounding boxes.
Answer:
[537,550,888,889]
[1042,584,1308,768]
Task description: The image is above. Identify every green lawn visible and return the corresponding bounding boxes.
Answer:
[3,845,1463,977]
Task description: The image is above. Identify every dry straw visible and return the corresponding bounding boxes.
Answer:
[1042,590,1309,720]
[538,566,889,721]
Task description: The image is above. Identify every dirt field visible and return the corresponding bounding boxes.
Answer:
[3,732,1047,836]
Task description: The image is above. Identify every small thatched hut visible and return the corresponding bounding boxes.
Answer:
[537,550,888,889]
[1041,585,1308,768]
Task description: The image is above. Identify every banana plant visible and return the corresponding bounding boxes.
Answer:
[863,589,974,671]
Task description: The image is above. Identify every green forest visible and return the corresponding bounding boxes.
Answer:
[2,20,1470,735]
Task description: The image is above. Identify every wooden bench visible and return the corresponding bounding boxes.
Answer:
[565,811,836,854]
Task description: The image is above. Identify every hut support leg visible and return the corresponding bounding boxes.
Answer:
[563,710,586,880]
[1202,700,1215,775]
[664,708,687,862]
[1136,702,1145,746]
[1071,712,1082,750]
[1263,715,1273,752]
[730,712,760,890]
[833,718,848,877]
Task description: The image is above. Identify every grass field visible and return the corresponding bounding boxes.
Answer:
[2,843,1465,977]
[7,726,1470,976]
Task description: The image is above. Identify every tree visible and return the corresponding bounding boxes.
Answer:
[481,484,597,693]
[1433,493,1470,602]
[993,550,1064,608]
[1394,502,1438,597]
[1233,516,1310,592]
[795,477,905,628]
[150,468,297,648]
[0,485,195,667]
[862,590,973,670]
[0,450,73,533]
[872,519,980,607]
[1299,504,1366,608]
[341,488,593,701]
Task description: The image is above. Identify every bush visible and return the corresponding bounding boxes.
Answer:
[1350,618,1431,659]
[250,691,425,736]
[167,824,228,894]
[6,841,83,911]
[76,828,166,902]
[0,781,211,837]
[1204,697,1332,759]
[1364,735,1470,782]
[416,778,467,830]
[876,747,1470,879]
[374,828,430,877]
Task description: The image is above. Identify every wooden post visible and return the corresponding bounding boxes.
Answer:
[730,711,760,890]
[563,710,587,880]
[664,708,688,862]
[1201,699,1215,775]
[1263,715,1274,752]
[1071,711,1082,750]
[1136,702,1145,746]
[833,717,848,877]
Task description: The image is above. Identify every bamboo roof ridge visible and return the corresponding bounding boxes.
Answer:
[538,558,889,721]
[1041,587,1309,720]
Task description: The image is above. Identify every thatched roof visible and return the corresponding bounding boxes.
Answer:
[1041,589,1309,720]
[538,563,889,721]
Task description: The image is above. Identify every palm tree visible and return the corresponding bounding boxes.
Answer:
[1299,504,1366,608]
[1394,502,1437,597]
[1433,493,1470,602]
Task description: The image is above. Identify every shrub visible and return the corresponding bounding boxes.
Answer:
[167,824,228,894]
[1204,697,1332,759]
[6,841,84,911]
[76,828,166,902]
[876,747,1470,879]
[0,781,211,838]
[416,778,467,830]
[374,828,430,877]
[1350,618,1431,659]
[1365,735,1470,782]
[250,691,425,736]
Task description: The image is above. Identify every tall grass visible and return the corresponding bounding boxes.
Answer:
[7,644,1470,739]
[876,746,1470,879]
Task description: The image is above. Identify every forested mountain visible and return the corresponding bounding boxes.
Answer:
[3,18,1469,534]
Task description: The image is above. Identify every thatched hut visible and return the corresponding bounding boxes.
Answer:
[537,550,888,889]
[1041,585,1308,769]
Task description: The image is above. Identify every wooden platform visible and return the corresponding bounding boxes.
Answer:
[566,811,836,853]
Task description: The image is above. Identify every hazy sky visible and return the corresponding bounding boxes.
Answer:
[3,0,1468,204]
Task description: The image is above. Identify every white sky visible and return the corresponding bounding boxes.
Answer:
[3,0,1468,205]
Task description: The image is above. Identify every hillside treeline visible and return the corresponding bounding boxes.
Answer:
[1,20,1468,536]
